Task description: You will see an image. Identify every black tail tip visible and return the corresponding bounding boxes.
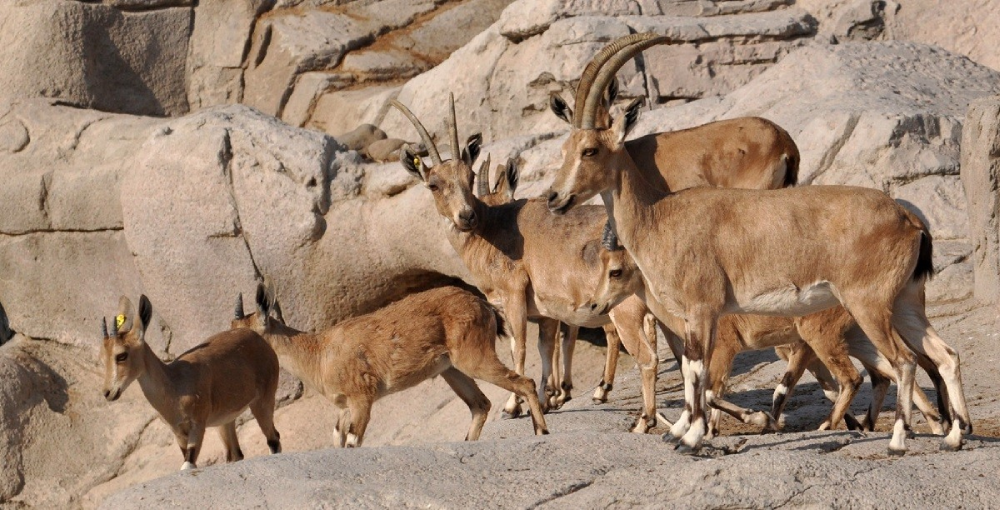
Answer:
[914,231,935,281]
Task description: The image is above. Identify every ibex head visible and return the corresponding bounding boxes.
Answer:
[546,33,666,214]
[232,282,282,334]
[393,95,483,232]
[587,222,643,315]
[101,295,153,402]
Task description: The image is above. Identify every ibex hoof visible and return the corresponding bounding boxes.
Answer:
[181,462,196,471]
[630,418,650,434]
[661,433,680,444]
[674,443,700,455]
[887,447,906,457]
[502,409,522,420]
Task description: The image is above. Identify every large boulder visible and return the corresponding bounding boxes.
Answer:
[960,96,1000,308]
[0,100,468,354]
[0,0,191,116]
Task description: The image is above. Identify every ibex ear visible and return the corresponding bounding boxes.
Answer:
[610,97,643,149]
[622,97,643,135]
[462,133,482,167]
[271,299,286,325]
[494,159,519,199]
[137,295,153,336]
[255,282,271,317]
[400,145,427,182]
[604,78,619,109]
[116,296,134,335]
[550,93,572,124]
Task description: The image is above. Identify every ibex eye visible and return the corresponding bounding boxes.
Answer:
[609,269,623,278]
[428,183,440,192]
[582,148,598,157]
[115,353,128,363]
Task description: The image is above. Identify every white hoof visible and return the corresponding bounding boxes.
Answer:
[181,462,196,471]
[346,433,360,448]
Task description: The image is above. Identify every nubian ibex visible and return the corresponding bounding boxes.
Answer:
[550,78,799,193]
[594,224,948,438]
[101,295,282,471]
[391,97,661,434]
[232,284,549,446]
[547,33,970,454]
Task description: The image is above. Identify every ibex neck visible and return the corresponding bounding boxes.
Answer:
[135,342,178,419]
[263,325,325,391]
[603,151,668,248]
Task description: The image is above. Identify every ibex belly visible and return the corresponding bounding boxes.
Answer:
[732,281,841,316]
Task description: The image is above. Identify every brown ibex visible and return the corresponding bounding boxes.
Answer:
[101,295,282,471]
[391,97,662,433]
[232,284,549,446]
[594,224,948,438]
[546,33,970,454]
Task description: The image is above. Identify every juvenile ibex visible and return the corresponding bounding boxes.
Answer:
[594,225,948,437]
[391,98,660,433]
[547,33,970,454]
[232,284,549,446]
[101,296,282,471]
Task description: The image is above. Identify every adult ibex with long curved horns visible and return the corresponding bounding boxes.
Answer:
[546,33,970,454]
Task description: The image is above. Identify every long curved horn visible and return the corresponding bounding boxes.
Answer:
[602,221,622,251]
[448,93,460,162]
[574,33,659,127]
[389,100,442,166]
[578,33,670,129]
[476,153,491,197]
[235,293,245,319]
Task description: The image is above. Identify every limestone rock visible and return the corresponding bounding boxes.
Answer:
[365,138,408,162]
[960,96,1000,308]
[336,123,388,152]
[380,7,816,143]
[0,1,190,116]
[186,0,275,110]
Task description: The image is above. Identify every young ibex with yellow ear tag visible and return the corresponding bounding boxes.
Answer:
[101,295,282,471]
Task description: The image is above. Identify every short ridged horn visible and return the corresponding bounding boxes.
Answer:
[101,317,109,338]
[601,221,622,251]
[390,100,442,166]
[476,153,491,197]
[235,293,245,319]
[578,33,670,129]
[448,93,460,162]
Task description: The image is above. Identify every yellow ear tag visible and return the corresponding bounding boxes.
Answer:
[412,156,421,167]
[115,314,126,330]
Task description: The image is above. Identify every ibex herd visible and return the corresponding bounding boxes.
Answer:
[100,33,971,471]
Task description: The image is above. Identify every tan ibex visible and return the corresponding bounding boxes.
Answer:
[594,224,948,438]
[550,77,799,192]
[547,33,970,454]
[231,283,549,446]
[101,295,282,471]
[391,97,661,434]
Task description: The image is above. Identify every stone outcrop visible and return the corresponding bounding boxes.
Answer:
[961,96,1000,308]
[379,4,817,143]
[0,1,191,116]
